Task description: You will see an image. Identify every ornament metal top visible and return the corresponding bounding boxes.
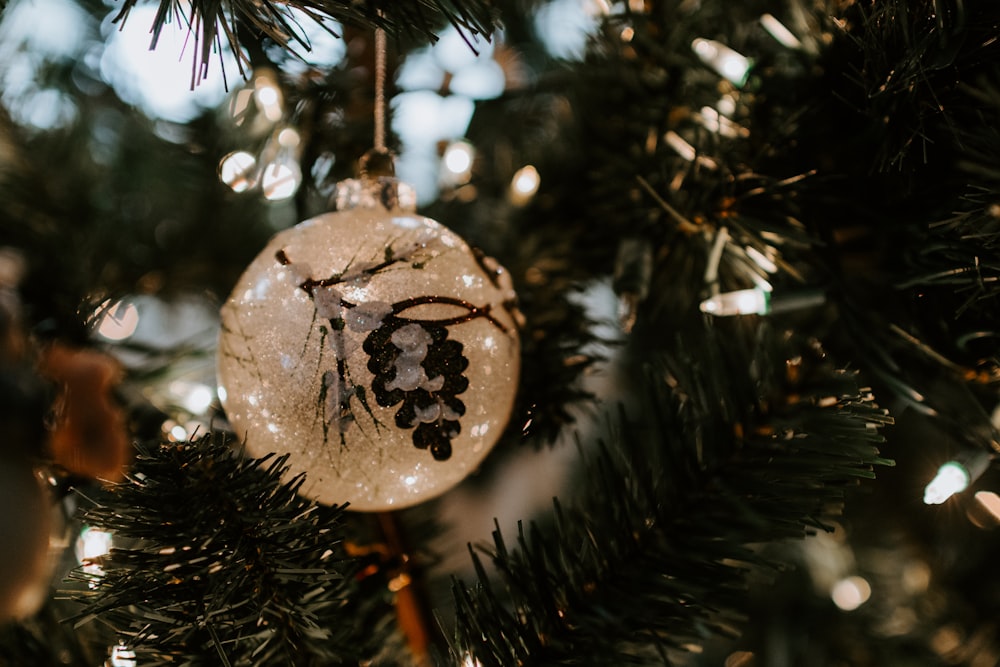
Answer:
[217,153,520,511]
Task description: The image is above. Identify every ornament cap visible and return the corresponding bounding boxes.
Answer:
[359,148,396,179]
[329,149,416,213]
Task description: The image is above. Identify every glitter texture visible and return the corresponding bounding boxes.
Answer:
[218,199,519,511]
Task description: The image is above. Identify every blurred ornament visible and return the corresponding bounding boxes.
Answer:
[0,457,52,621]
[38,343,130,482]
[218,154,520,511]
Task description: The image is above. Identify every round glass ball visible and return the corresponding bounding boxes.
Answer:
[218,186,519,511]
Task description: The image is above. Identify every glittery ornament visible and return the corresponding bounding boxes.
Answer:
[218,173,519,511]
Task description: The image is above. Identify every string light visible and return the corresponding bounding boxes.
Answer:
[696,106,748,138]
[663,130,718,168]
[509,164,541,206]
[108,642,137,667]
[442,140,475,185]
[167,380,215,415]
[75,526,113,576]
[924,462,969,505]
[759,13,802,50]
[218,151,258,192]
[222,68,304,200]
[691,38,753,86]
[252,72,284,123]
[745,245,778,273]
[260,127,303,201]
[830,575,871,611]
[700,287,769,316]
[924,451,991,505]
[700,287,827,317]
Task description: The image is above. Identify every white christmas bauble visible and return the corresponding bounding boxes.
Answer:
[218,178,519,511]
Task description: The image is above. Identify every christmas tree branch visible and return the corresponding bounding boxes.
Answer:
[65,433,391,666]
[108,0,500,84]
[451,323,892,665]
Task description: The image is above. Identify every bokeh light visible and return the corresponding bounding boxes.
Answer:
[830,575,872,611]
[99,4,240,123]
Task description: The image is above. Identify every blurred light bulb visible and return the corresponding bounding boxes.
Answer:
[717,94,737,116]
[169,380,215,414]
[442,141,475,184]
[259,126,302,200]
[697,106,748,138]
[277,127,300,148]
[170,423,188,441]
[261,161,302,201]
[974,490,1000,522]
[700,288,769,316]
[218,150,258,192]
[509,164,540,206]
[76,526,113,576]
[924,461,971,504]
[109,642,138,667]
[760,13,802,49]
[831,575,871,611]
[94,299,139,341]
[664,131,717,168]
[692,38,753,86]
[745,245,778,273]
[253,73,284,123]
[76,526,113,563]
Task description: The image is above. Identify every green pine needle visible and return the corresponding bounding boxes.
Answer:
[451,325,893,666]
[109,0,500,84]
[66,433,384,666]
